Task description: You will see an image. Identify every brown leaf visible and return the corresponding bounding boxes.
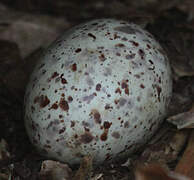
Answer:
[39,160,72,180]
[138,125,188,167]
[0,7,69,58]
[167,103,194,129]
[135,163,190,180]
[175,130,194,179]
[0,139,10,161]
[73,155,93,180]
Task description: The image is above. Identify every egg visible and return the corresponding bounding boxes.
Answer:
[24,19,172,166]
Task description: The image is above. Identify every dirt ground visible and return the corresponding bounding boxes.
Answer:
[0,0,194,179]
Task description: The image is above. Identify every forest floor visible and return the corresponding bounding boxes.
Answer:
[0,0,194,179]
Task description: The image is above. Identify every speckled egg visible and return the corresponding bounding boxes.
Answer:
[24,19,172,166]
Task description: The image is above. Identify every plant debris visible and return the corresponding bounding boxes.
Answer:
[0,0,194,179]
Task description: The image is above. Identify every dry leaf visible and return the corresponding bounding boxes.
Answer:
[175,130,194,179]
[39,160,72,180]
[73,155,93,180]
[91,173,103,180]
[0,139,10,161]
[135,163,190,180]
[0,6,69,58]
[138,126,188,166]
[167,104,194,129]
[0,172,9,180]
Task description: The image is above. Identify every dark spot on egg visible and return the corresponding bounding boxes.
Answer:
[121,80,129,95]
[137,96,141,102]
[82,121,90,127]
[91,109,101,124]
[138,49,145,59]
[61,77,67,84]
[70,121,75,127]
[68,96,73,102]
[71,63,77,71]
[147,44,151,49]
[88,33,96,41]
[124,121,129,128]
[48,72,59,82]
[100,131,108,141]
[126,54,135,59]
[155,85,162,102]
[129,41,139,47]
[38,63,45,69]
[114,33,120,39]
[80,132,94,144]
[116,52,121,56]
[140,84,145,89]
[59,126,66,134]
[119,98,127,106]
[103,121,112,129]
[121,81,128,89]
[49,103,58,110]
[83,93,96,104]
[114,99,119,104]
[75,48,81,53]
[105,153,112,160]
[31,106,35,113]
[105,104,113,110]
[115,43,125,48]
[92,22,98,26]
[59,98,69,111]
[125,88,129,95]
[134,74,140,78]
[115,88,121,94]
[96,83,101,91]
[34,95,50,108]
[122,37,128,41]
[112,132,120,139]
[99,54,106,61]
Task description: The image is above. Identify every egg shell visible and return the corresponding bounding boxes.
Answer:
[24,19,172,166]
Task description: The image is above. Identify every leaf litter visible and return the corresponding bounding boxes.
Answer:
[0,0,194,179]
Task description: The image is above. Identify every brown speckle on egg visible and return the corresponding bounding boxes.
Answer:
[71,63,77,71]
[115,88,121,94]
[126,54,135,59]
[100,131,108,141]
[80,132,94,144]
[138,49,145,59]
[59,98,69,111]
[68,96,73,102]
[59,126,66,134]
[115,43,125,48]
[91,109,101,124]
[48,72,59,82]
[34,95,50,108]
[99,54,106,61]
[103,121,112,129]
[49,103,58,110]
[130,41,139,47]
[71,121,75,127]
[96,83,101,91]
